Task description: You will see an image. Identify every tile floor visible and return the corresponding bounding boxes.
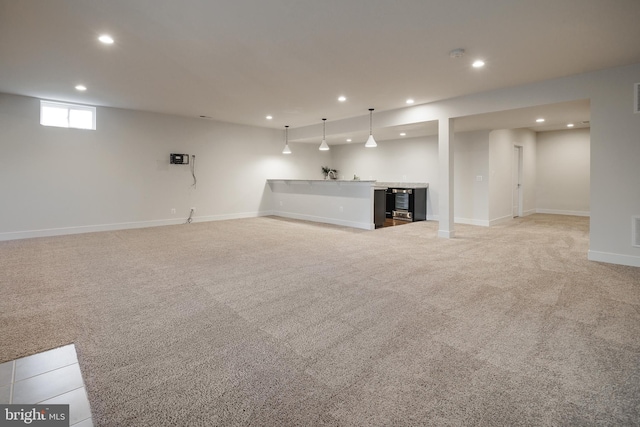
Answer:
[0,344,93,427]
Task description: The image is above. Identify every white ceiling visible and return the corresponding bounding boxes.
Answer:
[1,0,638,137]
[292,99,591,144]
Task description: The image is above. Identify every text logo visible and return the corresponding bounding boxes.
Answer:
[0,405,69,427]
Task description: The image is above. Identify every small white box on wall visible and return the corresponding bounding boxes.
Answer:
[633,216,640,248]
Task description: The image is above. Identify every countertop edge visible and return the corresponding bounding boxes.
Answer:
[267,179,377,183]
[267,179,429,189]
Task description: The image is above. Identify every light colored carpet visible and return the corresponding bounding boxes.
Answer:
[1,214,639,426]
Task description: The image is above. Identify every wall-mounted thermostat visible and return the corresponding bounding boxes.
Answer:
[170,153,189,164]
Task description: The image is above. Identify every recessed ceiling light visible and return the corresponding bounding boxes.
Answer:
[400,133,406,136]
[266,115,273,120]
[346,138,352,142]
[75,85,87,91]
[406,99,414,105]
[567,123,574,128]
[98,34,114,44]
[536,118,545,123]
[338,96,346,102]
[472,60,485,68]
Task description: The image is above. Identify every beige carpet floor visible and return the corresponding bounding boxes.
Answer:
[1,214,639,426]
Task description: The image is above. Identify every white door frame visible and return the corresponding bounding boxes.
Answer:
[512,145,523,218]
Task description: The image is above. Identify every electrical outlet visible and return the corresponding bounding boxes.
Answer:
[339,206,344,212]
[171,208,176,214]
[476,175,483,182]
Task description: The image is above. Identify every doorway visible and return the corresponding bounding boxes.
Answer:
[512,145,523,217]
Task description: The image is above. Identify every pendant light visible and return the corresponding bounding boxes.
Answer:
[365,108,377,148]
[282,125,291,154]
[319,118,330,151]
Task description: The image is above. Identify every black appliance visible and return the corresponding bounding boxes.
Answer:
[386,187,427,222]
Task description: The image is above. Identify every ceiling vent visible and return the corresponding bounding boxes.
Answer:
[635,83,640,114]
[634,216,640,248]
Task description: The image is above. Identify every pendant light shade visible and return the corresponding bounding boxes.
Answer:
[282,125,291,154]
[319,118,330,151]
[365,108,377,148]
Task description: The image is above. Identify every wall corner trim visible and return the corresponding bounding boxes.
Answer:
[438,230,456,238]
[455,217,490,227]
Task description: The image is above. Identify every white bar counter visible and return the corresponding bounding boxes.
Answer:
[267,179,384,230]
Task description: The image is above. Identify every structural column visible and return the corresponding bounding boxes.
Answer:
[438,118,455,238]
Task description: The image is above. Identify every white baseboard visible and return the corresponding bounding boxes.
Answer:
[270,212,374,230]
[588,250,640,267]
[487,215,513,226]
[536,209,590,217]
[0,211,271,241]
[523,209,536,217]
[427,215,504,227]
[488,215,513,226]
[455,217,490,227]
[438,229,456,238]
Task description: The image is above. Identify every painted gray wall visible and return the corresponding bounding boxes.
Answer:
[536,128,590,215]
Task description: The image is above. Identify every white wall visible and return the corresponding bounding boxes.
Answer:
[291,63,640,266]
[453,130,490,225]
[488,128,536,224]
[587,65,640,265]
[330,135,440,219]
[0,93,319,239]
[536,128,590,216]
[268,180,376,230]
[2,62,640,266]
[329,130,490,223]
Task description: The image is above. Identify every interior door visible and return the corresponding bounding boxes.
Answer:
[512,146,523,217]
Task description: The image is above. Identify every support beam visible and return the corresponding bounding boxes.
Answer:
[438,118,455,238]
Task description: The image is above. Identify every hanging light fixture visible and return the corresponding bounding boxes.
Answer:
[319,118,330,151]
[282,125,291,154]
[365,108,377,148]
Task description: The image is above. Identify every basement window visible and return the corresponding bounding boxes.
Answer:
[40,100,96,130]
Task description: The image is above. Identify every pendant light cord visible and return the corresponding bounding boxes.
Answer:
[369,108,374,135]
